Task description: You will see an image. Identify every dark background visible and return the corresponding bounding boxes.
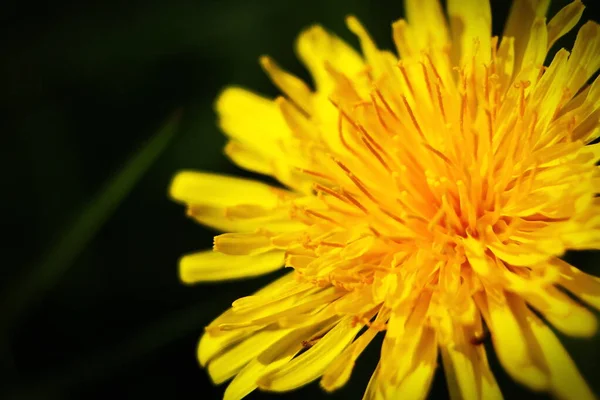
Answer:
[1,0,599,399]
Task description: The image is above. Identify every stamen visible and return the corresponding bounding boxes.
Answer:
[420,61,433,100]
[374,87,399,121]
[402,96,425,140]
[332,157,351,173]
[425,53,444,88]
[470,325,490,345]
[485,108,494,149]
[470,49,478,92]
[397,61,415,97]
[423,142,453,167]
[357,124,386,154]
[490,36,498,75]
[347,174,378,204]
[342,189,369,213]
[435,82,447,124]
[305,209,341,225]
[379,207,406,225]
[536,65,547,84]
[314,183,349,203]
[352,316,387,331]
[484,65,490,102]
[369,93,391,132]
[302,331,326,348]
[319,241,345,248]
[427,206,446,231]
[361,135,392,173]
[459,93,467,135]
[515,80,531,118]
[352,101,373,111]
[337,110,360,156]
[289,204,315,225]
[330,101,361,132]
[368,226,381,237]
[296,167,334,181]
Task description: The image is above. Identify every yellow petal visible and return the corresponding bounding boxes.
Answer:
[523,285,597,338]
[380,327,438,400]
[463,236,495,278]
[179,250,284,283]
[403,0,449,52]
[260,56,313,115]
[296,25,364,95]
[211,319,339,398]
[320,309,389,392]
[573,110,600,144]
[547,0,585,50]
[392,19,418,60]
[520,17,548,81]
[556,73,598,118]
[380,292,432,384]
[187,203,302,233]
[341,235,376,259]
[216,87,290,152]
[198,328,260,367]
[209,272,297,314]
[213,232,274,256]
[332,285,377,316]
[169,170,289,208]
[439,314,502,400]
[224,139,314,194]
[362,364,384,400]
[488,241,558,267]
[496,36,515,93]
[502,0,550,74]
[529,48,569,135]
[276,97,319,142]
[346,16,389,79]
[523,300,595,400]
[231,280,315,313]
[207,328,291,384]
[258,318,362,391]
[243,288,343,330]
[566,21,600,97]
[224,141,272,176]
[224,358,286,400]
[475,291,549,390]
[447,0,491,66]
[320,328,378,392]
[256,317,339,365]
[554,258,600,310]
[213,287,342,332]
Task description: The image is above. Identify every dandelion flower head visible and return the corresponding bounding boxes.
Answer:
[170,1,600,399]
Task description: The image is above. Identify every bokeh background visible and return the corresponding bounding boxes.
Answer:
[2,0,599,399]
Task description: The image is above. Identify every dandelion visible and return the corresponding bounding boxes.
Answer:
[170,0,600,399]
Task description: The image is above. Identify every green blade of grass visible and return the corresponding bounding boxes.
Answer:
[1,111,180,329]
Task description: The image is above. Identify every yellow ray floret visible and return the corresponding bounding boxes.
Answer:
[170,0,600,399]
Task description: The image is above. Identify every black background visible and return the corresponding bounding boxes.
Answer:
[1,0,599,399]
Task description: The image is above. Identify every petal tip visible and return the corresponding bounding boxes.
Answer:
[168,170,195,202]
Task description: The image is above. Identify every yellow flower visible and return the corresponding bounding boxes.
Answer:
[170,0,600,399]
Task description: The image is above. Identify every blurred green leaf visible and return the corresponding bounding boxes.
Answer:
[0,111,181,329]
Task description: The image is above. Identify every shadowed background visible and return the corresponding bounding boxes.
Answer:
[1,0,599,398]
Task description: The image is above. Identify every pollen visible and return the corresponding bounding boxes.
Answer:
[170,1,600,399]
